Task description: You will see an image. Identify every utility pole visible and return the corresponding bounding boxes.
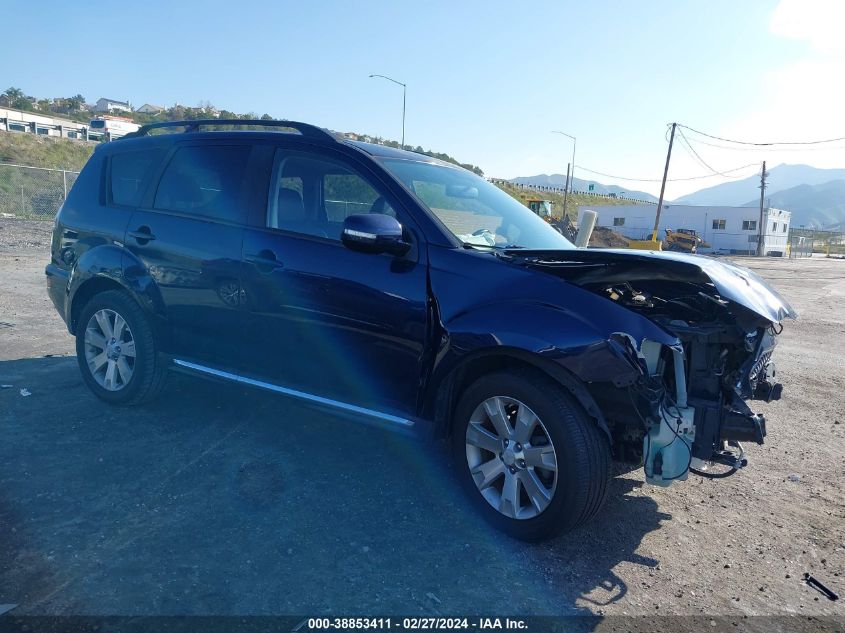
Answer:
[552,130,576,218]
[757,161,769,257]
[652,122,676,242]
[757,161,767,256]
[562,163,571,218]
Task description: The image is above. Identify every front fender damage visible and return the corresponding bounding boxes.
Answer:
[508,250,794,487]
[595,327,779,487]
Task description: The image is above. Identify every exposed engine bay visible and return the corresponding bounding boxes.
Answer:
[509,249,796,486]
[601,279,781,485]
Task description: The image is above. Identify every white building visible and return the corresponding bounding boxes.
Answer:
[136,103,164,114]
[577,204,791,255]
[0,107,93,140]
[94,98,132,114]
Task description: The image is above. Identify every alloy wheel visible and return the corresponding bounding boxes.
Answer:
[83,309,136,391]
[465,396,558,520]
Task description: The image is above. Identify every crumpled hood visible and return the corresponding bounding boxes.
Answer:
[510,248,797,324]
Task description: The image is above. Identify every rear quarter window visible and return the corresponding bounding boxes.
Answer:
[109,148,166,207]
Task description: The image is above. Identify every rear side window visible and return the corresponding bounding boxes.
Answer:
[110,149,165,207]
[154,145,250,222]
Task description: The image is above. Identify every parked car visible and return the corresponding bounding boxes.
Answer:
[46,120,795,540]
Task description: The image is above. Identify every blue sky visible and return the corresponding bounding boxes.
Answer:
[6,0,843,198]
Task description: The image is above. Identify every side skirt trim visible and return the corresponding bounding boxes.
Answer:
[172,359,415,429]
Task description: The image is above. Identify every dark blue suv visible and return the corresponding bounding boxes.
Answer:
[46,120,794,540]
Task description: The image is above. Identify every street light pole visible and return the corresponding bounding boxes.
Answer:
[369,74,406,148]
[552,130,576,217]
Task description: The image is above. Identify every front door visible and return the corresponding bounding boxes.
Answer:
[240,147,429,417]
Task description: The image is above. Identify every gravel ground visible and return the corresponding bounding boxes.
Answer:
[0,218,843,622]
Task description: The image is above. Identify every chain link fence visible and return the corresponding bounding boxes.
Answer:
[787,231,813,258]
[0,163,80,220]
[789,228,845,257]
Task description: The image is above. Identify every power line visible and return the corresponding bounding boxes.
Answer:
[575,162,758,183]
[677,133,845,153]
[678,123,845,147]
[677,127,721,174]
[676,127,753,178]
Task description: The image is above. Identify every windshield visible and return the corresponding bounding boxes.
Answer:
[382,159,574,250]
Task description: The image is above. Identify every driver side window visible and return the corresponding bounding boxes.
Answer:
[267,150,397,241]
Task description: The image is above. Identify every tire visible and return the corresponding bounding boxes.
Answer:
[75,289,167,405]
[451,368,610,541]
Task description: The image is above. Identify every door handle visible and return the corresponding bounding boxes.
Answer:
[246,249,283,269]
[129,226,156,242]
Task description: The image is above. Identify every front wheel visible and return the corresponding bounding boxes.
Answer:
[75,290,167,405]
[451,369,610,541]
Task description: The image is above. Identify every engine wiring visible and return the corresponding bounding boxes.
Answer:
[665,387,745,480]
[639,382,743,482]
[690,459,740,479]
[657,392,693,482]
[635,386,692,482]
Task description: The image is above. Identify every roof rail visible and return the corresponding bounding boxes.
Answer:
[123,119,336,141]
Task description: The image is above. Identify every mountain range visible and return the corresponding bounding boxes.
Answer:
[513,164,845,229]
[741,179,845,230]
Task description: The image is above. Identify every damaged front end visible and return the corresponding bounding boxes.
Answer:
[514,249,796,486]
[625,323,776,486]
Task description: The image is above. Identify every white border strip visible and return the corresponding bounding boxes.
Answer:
[173,359,415,428]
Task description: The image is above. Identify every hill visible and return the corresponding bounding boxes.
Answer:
[0,123,481,177]
[675,164,845,206]
[494,180,646,219]
[0,132,95,171]
[2,84,484,175]
[511,174,657,202]
[741,179,845,229]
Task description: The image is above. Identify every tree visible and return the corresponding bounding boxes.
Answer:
[67,94,86,112]
[3,86,33,110]
[260,113,272,120]
[3,87,24,101]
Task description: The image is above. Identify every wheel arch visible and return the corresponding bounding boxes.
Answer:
[69,275,130,334]
[69,245,166,338]
[427,347,612,444]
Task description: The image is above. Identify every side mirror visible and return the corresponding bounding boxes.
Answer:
[341,214,410,255]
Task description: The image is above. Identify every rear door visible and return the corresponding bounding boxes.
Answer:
[240,144,429,417]
[122,141,257,371]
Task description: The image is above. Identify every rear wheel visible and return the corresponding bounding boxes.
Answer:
[75,290,167,405]
[451,368,610,541]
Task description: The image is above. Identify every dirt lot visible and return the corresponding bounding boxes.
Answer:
[1,218,843,621]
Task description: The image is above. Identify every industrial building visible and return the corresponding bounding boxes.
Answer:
[577,203,791,255]
[0,107,94,140]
